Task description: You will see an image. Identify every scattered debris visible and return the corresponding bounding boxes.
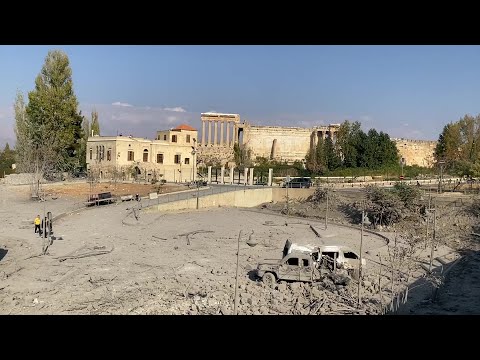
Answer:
[178,230,214,246]
[56,244,114,262]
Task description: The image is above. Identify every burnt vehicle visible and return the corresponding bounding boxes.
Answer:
[254,240,366,284]
[255,251,318,285]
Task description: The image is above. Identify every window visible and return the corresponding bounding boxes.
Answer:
[157,154,164,164]
[89,148,92,160]
[185,158,190,165]
[186,135,191,143]
[174,155,181,164]
[96,146,99,160]
[107,149,111,161]
[128,151,134,161]
[143,149,148,162]
[322,252,339,260]
[287,258,299,266]
[163,134,167,141]
[172,135,177,143]
[344,252,358,259]
[302,259,309,267]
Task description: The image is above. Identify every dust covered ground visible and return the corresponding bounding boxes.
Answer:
[1,182,480,315]
[264,186,480,314]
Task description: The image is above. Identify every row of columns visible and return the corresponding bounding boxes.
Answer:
[312,130,338,147]
[206,166,273,186]
[201,120,238,147]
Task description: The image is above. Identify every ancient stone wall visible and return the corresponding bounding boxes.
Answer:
[393,138,437,168]
[243,125,312,162]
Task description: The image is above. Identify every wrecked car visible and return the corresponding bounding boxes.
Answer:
[283,240,366,271]
[254,240,366,285]
[255,251,320,285]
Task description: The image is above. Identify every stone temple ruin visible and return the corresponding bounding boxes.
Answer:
[83,112,438,182]
[198,112,437,167]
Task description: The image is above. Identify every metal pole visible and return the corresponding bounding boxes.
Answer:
[429,207,436,272]
[440,164,443,194]
[425,194,431,250]
[286,181,289,215]
[325,188,328,230]
[196,181,199,209]
[357,208,364,308]
[233,230,242,315]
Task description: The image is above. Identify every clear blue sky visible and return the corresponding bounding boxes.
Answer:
[1,45,480,146]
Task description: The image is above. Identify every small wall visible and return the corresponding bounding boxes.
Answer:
[272,188,315,202]
[3,173,36,185]
[144,187,273,213]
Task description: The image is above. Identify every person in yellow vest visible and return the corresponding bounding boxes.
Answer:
[34,215,41,236]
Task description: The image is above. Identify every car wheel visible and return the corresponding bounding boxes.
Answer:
[262,272,276,286]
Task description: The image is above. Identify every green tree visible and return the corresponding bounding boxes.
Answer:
[25,50,84,174]
[78,115,90,170]
[324,136,342,170]
[90,110,100,136]
[0,143,16,177]
[13,91,30,172]
[315,137,327,174]
[305,146,318,173]
[336,120,363,168]
[233,143,252,168]
[376,131,399,167]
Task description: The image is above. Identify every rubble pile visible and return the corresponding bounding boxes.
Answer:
[139,272,383,315]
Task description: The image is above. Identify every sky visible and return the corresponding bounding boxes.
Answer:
[1,45,480,147]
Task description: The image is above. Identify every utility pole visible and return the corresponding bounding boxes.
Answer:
[233,230,242,315]
[438,160,445,194]
[357,207,365,308]
[429,204,437,272]
[425,193,431,250]
[357,201,370,308]
[285,175,290,216]
[325,187,329,230]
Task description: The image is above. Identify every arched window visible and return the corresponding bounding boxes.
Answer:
[143,149,149,162]
[96,146,99,160]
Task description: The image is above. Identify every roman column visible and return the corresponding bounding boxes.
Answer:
[226,121,230,147]
[230,166,234,185]
[220,121,224,146]
[214,121,218,146]
[202,120,206,145]
[208,121,212,145]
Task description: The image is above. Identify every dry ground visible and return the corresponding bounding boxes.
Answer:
[1,182,480,315]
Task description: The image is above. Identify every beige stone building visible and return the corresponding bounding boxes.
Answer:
[392,138,437,168]
[86,124,198,182]
[198,112,341,164]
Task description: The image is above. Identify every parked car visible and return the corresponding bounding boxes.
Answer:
[188,180,207,188]
[282,177,312,188]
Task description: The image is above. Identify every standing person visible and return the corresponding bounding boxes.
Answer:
[34,215,41,236]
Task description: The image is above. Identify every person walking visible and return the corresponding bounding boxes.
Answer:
[34,215,41,236]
